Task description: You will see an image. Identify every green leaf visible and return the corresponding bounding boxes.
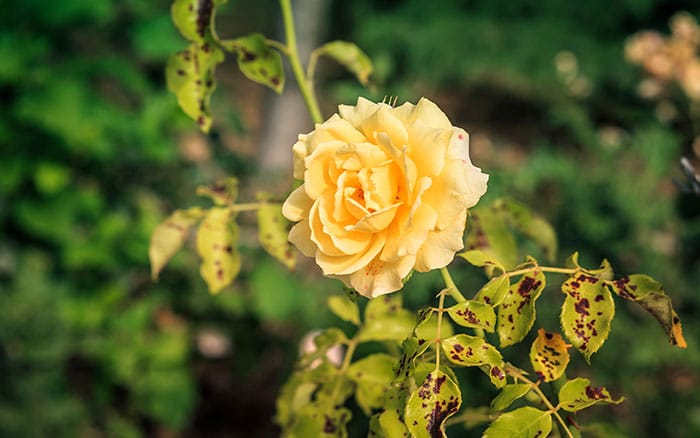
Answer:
[560,273,615,361]
[166,42,224,132]
[465,206,519,270]
[446,299,496,332]
[483,406,552,438]
[458,249,505,274]
[276,376,317,427]
[195,207,240,293]
[256,195,295,270]
[405,370,461,438]
[497,271,546,347]
[609,275,687,348]
[490,384,531,412]
[441,334,506,388]
[475,275,509,307]
[529,328,570,382]
[171,0,227,44]
[413,307,453,342]
[314,40,373,85]
[499,198,558,263]
[558,377,624,412]
[222,33,285,93]
[286,402,351,437]
[347,354,395,415]
[359,294,415,342]
[327,295,360,325]
[149,207,204,280]
[196,177,238,206]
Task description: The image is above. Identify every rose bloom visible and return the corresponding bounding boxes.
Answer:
[282,98,488,297]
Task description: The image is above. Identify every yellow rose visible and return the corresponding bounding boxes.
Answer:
[282,97,488,297]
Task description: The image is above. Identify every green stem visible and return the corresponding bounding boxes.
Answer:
[440,267,466,303]
[505,364,574,438]
[434,289,447,372]
[279,0,323,124]
[229,202,279,212]
[330,336,358,402]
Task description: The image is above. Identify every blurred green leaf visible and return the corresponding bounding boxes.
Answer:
[149,207,204,280]
[347,353,395,415]
[327,295,360,325]
[256,195,296,270]
[196,207,240,293]
[314,40,373,85]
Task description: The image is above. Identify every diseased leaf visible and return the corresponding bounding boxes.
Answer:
[446,299,496,332]
[565,252,614,280]
[394,337,432,382]
[500,198,558,262]
[359,294,414,342]
[475,275,509,307]
[196,207,240,293]
[405,370,461,438]
[196,177,238,206]
[286,402,351,437]
[459,249,505,274]
[327,295,360,325]
[414,306,454,343]
[490,384,531,412]
[610,274,687,348]
[347,354,395,415]
[222,33,285,93]
[149,207,204,280]
[256,197,296,269]
[497,271,546,347]
[171,0,226,43]
[483,406,552,438]
[560,273,615,361]
[558,377,624,412]
[441,334,506,388]
[529,328,570,382]
[166,42,224,132]
[465,206,519,271]
[314,41,373,85]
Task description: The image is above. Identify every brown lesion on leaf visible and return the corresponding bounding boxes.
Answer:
[195,0,214,39]
[585,385,608,400]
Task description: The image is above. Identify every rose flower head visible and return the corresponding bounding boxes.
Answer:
[282,97,488,298]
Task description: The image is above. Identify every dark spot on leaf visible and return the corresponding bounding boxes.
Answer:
[585,385,607,400]
[271,77,280,86]
[575,298,590,316]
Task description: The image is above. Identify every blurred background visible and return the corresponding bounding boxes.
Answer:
[1,0,698,436]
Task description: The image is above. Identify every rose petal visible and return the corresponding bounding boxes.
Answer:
[414,210,467,272]
[288,220,316,257]
[282,185,313,222]
[349,255,415,298]
[316,232,387,275]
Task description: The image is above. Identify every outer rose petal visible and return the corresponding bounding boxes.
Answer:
[288,220,316,257]
[414,210,467,272]
[282,185,313,222]
[346,255,416,298]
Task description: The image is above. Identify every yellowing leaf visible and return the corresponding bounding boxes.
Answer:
[166,42,224,132]
[441,334,506,388]
[560,273,615,361]
[286,402,352,437]
[358,294,414,342]
[149,207,205,280]
[465,206,519,271]
[394,337,432,382]
[558,377,624,412]
[196,177,238,206]
[222,33,285,93]
[327,295,360,325]
[475,275,510,307]
[483,406,552,438]
[347,354,395,415]
[256,199,296,269]
[529,328,570,382]
[497,271,546,347]
[196,207,240,293]
[405,370,461,438]
[446,300,496,332]
[314,41,373,85]
[610,274,687,348]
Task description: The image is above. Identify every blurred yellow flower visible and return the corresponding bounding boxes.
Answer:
[282,97,488,297]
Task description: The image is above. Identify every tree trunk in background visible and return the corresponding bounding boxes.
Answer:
[257,0,329,173]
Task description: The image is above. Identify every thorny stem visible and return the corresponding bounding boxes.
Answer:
[279,0,323,124]
[505,364,574,438]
